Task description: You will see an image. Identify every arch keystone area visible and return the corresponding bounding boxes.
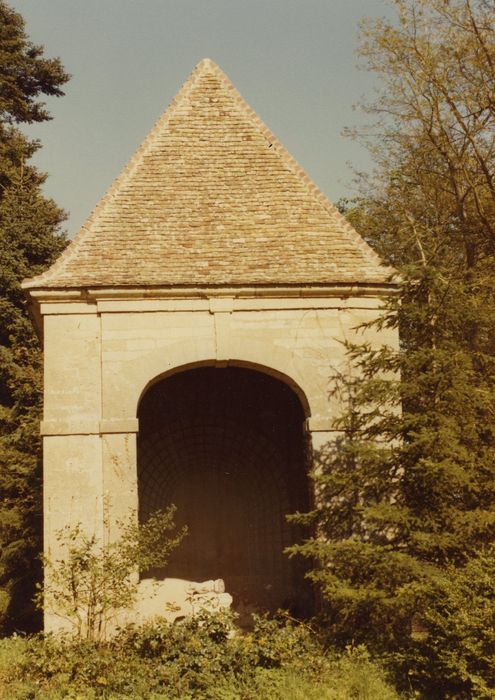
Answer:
[130,341,315,422]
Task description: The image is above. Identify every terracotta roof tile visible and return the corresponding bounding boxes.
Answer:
[23,59,394,290]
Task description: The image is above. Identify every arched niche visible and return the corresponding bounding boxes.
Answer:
[136,364,313,616]
[135,358,312,422]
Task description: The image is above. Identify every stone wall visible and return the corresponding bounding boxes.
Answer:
[39,291,398,631]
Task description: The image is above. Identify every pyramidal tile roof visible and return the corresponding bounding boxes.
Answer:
[23,59,394,291]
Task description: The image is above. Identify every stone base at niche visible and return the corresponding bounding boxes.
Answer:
[132,577,233,624]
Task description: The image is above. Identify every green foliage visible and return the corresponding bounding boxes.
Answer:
[0,0,68,632]
[0,613,404,699]
[291,1,495,697]
[394,549,495,699]
[0,633,27,694]
[41,506,187,642]
[0,2,68,124]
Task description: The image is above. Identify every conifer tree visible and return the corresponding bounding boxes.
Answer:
[291,1,495,695]
[0,1,68,632]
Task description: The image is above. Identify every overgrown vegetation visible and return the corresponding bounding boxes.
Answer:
[41,506,187,641]
[0,611,403,699]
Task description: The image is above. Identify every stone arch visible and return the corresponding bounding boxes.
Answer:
[102,335,323,424]
[136,364,313,616]
[136,357,312,421]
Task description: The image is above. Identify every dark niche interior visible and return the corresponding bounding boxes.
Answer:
[137,365,312,616]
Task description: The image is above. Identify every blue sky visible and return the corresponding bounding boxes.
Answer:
[10,0,392,237]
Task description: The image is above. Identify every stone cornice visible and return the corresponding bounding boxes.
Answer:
[26,283,399,339]
[27,282,399,303]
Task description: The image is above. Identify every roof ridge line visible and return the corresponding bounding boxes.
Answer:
[23,59,217,288]
[202,61,391,275]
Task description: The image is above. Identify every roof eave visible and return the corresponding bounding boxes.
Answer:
[24,279,400,303]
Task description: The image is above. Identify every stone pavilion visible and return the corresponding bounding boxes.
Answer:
[23,59,397,632]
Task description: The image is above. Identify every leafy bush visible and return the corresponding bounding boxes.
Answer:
[0,612,404,699]
[40,505,186,641]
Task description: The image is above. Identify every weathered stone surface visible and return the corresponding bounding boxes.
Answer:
[133,578,233,625]
[38,296,397,633]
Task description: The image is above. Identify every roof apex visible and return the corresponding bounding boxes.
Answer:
[195,57,219,68]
